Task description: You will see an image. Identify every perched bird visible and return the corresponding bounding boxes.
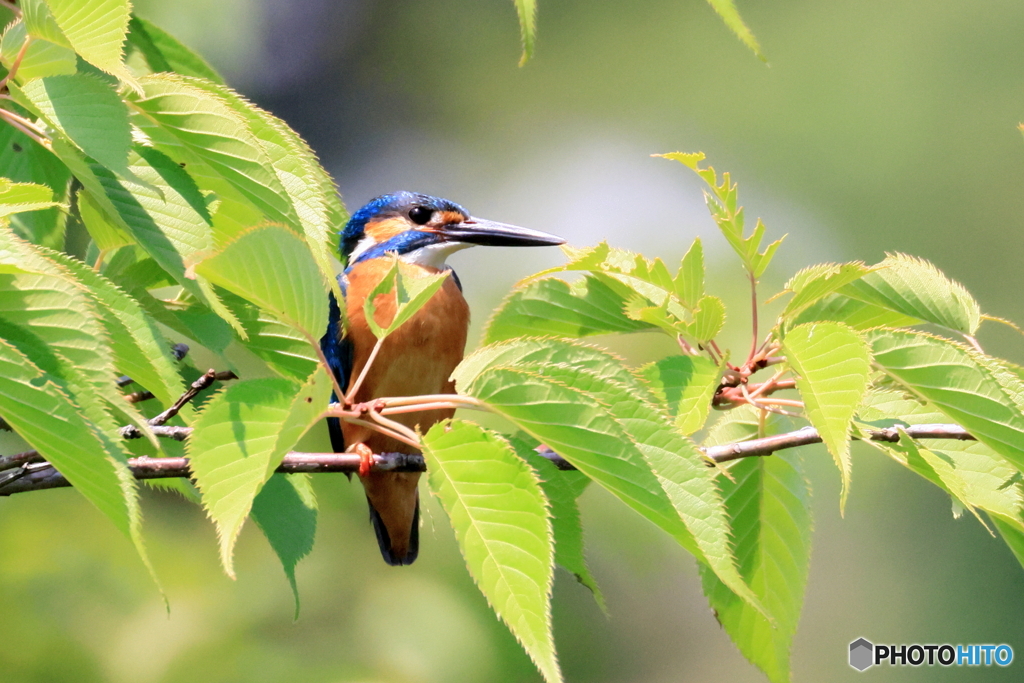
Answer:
[320,192,564,565]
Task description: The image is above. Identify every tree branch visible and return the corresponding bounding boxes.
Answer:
[0,423,977,496]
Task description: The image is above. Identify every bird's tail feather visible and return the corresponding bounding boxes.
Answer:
[368,494,419,566]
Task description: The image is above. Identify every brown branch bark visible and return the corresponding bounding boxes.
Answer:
[0,423,976,496]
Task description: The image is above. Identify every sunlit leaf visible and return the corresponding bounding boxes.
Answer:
[194,224,328,342]
[778,261,874,323]
[0,124,71,250]
[127,74,301,235]
[44,0,140,91]
[20,0,70,48]
[362,256,450,339]
[0,20,76,82]
[77,187,132,250]
[674,237,705,309]
[17,73,131,173]
[700,449,811,683]
[45,247,186,414]
[703,0,766,61]
[640,354,721,435]
[869,329,1024,475]
[784,322,871,510]
[657,152,784,278]
[0,180,60,217]
[0,338,144,550]
[791,292,920,331]
[514,0,537,66]
[177,77,341,296]
[423,420,559,683]
[842,253,981,335]
[458,339,768,619]
[188,368,331,576]
[52,138,240,333]
[859,388,1024,527]
[484,275,653,343]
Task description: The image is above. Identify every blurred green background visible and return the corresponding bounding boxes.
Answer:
[3,0,1024,681]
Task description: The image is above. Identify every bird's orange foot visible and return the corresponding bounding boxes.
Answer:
[353,443,374,478]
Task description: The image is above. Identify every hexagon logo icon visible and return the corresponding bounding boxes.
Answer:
[850,638,874,671]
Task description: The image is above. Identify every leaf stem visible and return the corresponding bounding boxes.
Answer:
[0,108,49,148]
[343,334,384,404]
[747,271,759,364]
[0,34,32,92]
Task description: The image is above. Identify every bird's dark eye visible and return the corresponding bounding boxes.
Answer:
[408,205,433,225]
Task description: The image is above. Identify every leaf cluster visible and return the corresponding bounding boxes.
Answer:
[0,5,1022,683]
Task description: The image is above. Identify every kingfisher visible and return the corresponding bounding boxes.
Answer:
[320,192,564,565]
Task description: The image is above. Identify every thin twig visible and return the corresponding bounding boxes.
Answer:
[0,449,42,473]
[120,369,236,439]
[705,423,975,463]
[0,109,48,147]
[0,0,21,17]
[0,35,32,92]
[747,272,759,365]
[344,335,385,404]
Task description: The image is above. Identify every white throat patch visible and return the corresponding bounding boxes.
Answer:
[400,241,473,269]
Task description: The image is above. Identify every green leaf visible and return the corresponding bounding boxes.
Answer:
[0,124,71,250]
[126,16,224,83]
[992,514,1024,572]
[513,0,537,66]
[0,179,61,216]
[250,473,318,619]
[0,338,142,544]
[221,292,318,380]
[640,354,721,435]
[362,256,450,338]
[791,293,921,331]
[841,253,981,335]
[423,420,559,683]
[657,152,784,278]
[174,76,342,296]
[517,439,605,611]
[17,73,131,173]
[77,187,132,250]
[868,329,1024,475]
[784,322,871,510]
[44,247,187,414]
[457,338,768,619]
[0,20,77,82]
[44,0,140,92]
[700,448,811,683]
[194,224,328,342]
[127,75,303,237]
[52,138,240,333]
[674,237,705,309]
[691,295,726,343]
[20,0,70,47]
[188,367,331,576]
[0,228,151,429]
[778,261,874,323]
[484,275,654,343]
[703,0,766,61]
[859,389,1024,527]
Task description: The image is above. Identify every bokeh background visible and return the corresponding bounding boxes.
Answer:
[3,0,1024,681]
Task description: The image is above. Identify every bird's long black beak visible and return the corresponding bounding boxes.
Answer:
[443,217,565,247]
